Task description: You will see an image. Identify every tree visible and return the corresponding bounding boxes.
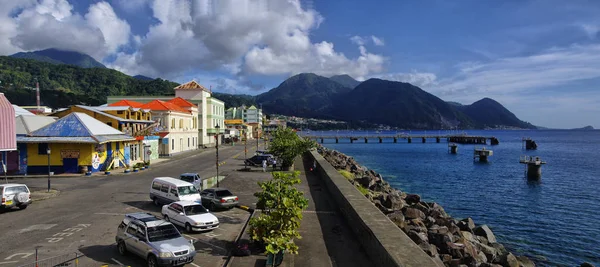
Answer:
[268,127,315,170]
[249,171,309,255]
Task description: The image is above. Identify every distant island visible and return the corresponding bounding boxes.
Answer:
[571,125,595,130]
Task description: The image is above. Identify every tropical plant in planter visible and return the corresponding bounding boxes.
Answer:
[249,171,308,257]
[268,127,315,171]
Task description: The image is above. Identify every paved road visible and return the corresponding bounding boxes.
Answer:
[0,144,257,267]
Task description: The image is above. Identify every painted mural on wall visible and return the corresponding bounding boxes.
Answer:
[143,139,159,160]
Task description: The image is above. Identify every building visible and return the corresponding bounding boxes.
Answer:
[17,112,135,174]
[9,115,57,174]
[0,93,16,176]
[225,105,263,137]
[135,98,199,156]
[20,106,53,115]
[13,105,35,116]
[264,119,287,134]
[50,105,157,164]
[106,80,226,148]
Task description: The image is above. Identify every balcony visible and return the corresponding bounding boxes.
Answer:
[206,128,225,134]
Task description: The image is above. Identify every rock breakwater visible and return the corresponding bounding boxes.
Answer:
[317,145,535,267]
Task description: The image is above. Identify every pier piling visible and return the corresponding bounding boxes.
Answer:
[335,138,338,143]
[448,143,458,154]
[393,137,397,143]
[474,147,493,162]
[422,137,426,143]
[436,137,440,143]
[408,137,412,143]
[379,138,382,143]
[520,155,546,179]
[522,138,537,150]
[364,138,368,143]
[321,138,324,144]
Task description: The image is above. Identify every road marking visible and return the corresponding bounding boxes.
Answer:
[204,232,221,238]
[47,224,91,243]
[19,224,58,233]
[111,258,125,266]
[190,263,201,267]
[194,239,227,252]
[5,252,33,260]
[95,212,126,216]
[0,261,18,265]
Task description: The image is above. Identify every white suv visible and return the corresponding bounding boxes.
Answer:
[115,212,196,267]
[0,184,31,211]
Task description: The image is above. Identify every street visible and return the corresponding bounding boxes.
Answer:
[0,144,259,267]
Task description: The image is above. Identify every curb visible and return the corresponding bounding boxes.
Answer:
[223,207,256,267]
[31,190,61,202]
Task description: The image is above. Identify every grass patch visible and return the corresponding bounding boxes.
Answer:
[338,170,354,181]
[356,185,370,196]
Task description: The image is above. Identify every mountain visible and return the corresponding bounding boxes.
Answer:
[571,125,595,130]
[10,48,106,68]
[211,92,256,109]
[459,98,536,129]
[256,73,352,118]
[329,74,360,89]
[0,56,177,108]
[330,78,473,129]
[133,75,154,81]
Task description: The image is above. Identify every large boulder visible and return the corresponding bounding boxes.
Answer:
[580,263,596,267]
[428,232,454,251]
[404,194,421,205]
[476,243,499,263]
[474,225,497,243]
[428,202,448,218]
[516,256,535,267]
[497,252,519,267]
[355,176,376,188]
[404,207,426,220]
[458,217,476,232]
[386,211,406,229]
[407,230,429,245]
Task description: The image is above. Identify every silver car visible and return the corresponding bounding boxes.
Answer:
[0,184,32,211]
[115,212,196,267]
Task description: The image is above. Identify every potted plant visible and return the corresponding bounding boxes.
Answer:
[268,127,315,171]
[124,164,131,173]
[249,171,308,264]
[144,161,150,169]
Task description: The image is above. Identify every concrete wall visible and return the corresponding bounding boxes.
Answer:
[307,150,439,267]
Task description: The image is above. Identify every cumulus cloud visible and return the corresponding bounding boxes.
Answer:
[0,0,131,60]
[350,36,365,46]
[112,0,386,79]
[371,35,385,46]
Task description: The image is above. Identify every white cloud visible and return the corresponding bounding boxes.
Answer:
[371,35,385,46]
[112,0,387,78]
[1,0,131,60]
[371,72,438,88]
[350,36,365,46]
[580,24,599,39]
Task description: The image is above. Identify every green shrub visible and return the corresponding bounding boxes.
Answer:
[338,170,354,180]
[356,185,370,196]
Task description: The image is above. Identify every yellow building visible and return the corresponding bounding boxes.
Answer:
[51,105,156,164]
[17,112,136,174]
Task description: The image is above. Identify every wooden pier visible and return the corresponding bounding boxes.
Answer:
[520,155,546,179]
[303,134,499,145]
[473,147,493,162]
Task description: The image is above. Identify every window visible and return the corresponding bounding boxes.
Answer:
[126,223,138,235]
[172,139,174,150]
[171,118,175,129]
[170,188,178,196]
[178,186,198,196]
[117,111,124,115]
[148,224,180,242]
[38,143,49,155]
[152,182,162,190]
[107,122,113,127]
[136,226,146,240]
[179,119,183,129]
[161,184,169,193]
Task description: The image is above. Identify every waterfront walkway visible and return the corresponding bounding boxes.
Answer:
[227,156,372,267]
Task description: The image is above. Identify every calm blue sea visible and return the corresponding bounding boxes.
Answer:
[303,130,600,267]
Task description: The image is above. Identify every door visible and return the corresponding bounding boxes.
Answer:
[123,145,131,166]
[125,223,142,256]
[193,175,202,190]
[63,158,79,173]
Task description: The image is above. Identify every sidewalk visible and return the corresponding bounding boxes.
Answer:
[1,146,227,179]
[226,156,373,267]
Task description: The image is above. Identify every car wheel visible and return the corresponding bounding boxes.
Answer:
[147,255,157,267]
[153,197,160,206]
[18,205,27,210]
[209,202,215,211]
[228,206,234,210]
[163,215,169,222]
[185,223,193,233]
[117,241,127,256]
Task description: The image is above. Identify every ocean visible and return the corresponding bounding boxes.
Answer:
[302,130,600,267]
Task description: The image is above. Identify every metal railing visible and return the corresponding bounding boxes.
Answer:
[17,252,83,267]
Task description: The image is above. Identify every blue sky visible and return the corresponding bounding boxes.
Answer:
[1,0,599,128]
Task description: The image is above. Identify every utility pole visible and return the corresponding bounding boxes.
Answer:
[35,78,41,114]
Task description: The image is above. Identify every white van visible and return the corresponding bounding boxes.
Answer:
[150,177,201,206]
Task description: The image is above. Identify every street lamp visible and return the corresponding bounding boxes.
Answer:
[255,129,259,151]
[47,147,51,192]
[244,129,248,168]
[215,124,220,188]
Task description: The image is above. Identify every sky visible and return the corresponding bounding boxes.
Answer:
[0,0,599,129]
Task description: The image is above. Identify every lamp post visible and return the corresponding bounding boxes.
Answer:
[256,129,259,151]
[244,129,248,168]
[215,124,220,188]
[47,147,51,192]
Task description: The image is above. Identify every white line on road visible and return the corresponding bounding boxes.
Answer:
[95,212,126,216]
[190,263,201,267]
[194,239,227,252]
[0,261,18,265]
[111,258,125,266]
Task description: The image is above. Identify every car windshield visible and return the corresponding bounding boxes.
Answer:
[184,204,208,215]
[178,186,198,195]
[147,224,181,242]
[180,176,193,183]
[215,190,233,197]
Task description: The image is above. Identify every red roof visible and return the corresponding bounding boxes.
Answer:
[167,97,196,108]
[141,100,190,113]
[109,100,145,108]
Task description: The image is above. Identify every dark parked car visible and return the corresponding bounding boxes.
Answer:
[200,188,239,210]
[244,155,274,166]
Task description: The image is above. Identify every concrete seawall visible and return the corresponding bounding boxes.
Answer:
[307,150,440,267]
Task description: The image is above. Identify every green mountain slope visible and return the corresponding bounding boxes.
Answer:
[0,56,177,108]
[11,48,106,68]
[330,78,473,128]
[256,73,352,118]
[329,74,360,88]
[460,98,536,129]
